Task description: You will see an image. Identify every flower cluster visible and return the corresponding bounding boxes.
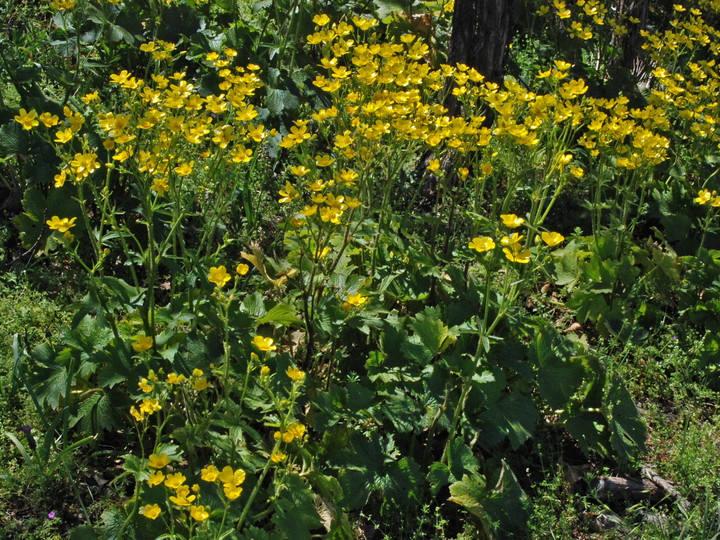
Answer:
[200,464,246,500]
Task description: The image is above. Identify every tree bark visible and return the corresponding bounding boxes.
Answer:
[446,0,514,115]
[614,0,651,78]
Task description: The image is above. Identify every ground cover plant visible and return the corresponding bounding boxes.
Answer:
[2,0,720,538]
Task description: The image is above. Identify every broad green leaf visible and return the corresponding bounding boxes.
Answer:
[480,392,537,450]
[608,374,646,463]
[256,303,303,326]
[271,474,322,539]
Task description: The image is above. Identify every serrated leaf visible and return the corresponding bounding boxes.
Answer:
[0,122,30,155]
[271,474,322,539]
[256,303,302,326]
[608,374,646,462]
[448,473,488,519]
[427,462,451,496]
[480,392,537,450]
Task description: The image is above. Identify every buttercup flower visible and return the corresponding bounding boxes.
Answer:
[46,216,77,233]
[201,464,220,482]
[500,214,524,228]
[286,367,305,381]
[141,504,161,520]
[503,247,531,264]
[132,335,153,353]
[14,108,39,130]
[169,485,196,506]
[218,466,246,486]
[209,265,231,288]
[148,470,165,486]
[190,505,209,522]
[164,472,186,490]
[469,237,495,253]
[236,263,249,275]
[253,335,276,352]
[148,453,170,468]
[541,232,565,247]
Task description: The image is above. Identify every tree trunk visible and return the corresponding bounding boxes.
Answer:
[614,0,651,79]
[446,0,514,115]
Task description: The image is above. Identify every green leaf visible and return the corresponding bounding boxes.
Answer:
[266,87,300,116]
[69,525,98,539]
[256,303,303,327]
[608,374,646,463]
[0,121,30,155]
[121,453,146,479]
[271,474,322,539]
[563,410,610,457]
[411,307,449,355]
[387,456,424,503]
[427,462,451,496]
[531,325,587,409]
[480,392,537,450]
[449,473,488,520]
[373,0,408,20]
[100,507,128,540]
[449,461,529,537]
[448,439,479,478]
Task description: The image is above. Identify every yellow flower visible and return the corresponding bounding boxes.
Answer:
[190,505,209,522]
[201,464,220,482]
[46,216,77,233]
[193,378,209,391]
[503,247,531,264]
[14,109,39,130]
[141,504,161,520]
[236,263,249,276]
[169,485,196,506]
[541,232,565,247]
[81,91,99,104]
[132,335,153,353]
[285,422,306,442]
[174,160,194,176]
[218,466,245,486]
[695,189,713,204]
[313,14,331,26]
[208,265,231,288]
[148,453,170,468]
[253,335,276,352]
[148,471,165,486]
[469,237,495,253]
[138,378,153,393]
[151,177,169,196]
[139,398,161,416]
[260,365,270,376]
[286,367,305,381]
[164,472,186,490]
[166,372,186,385]
[315,154,335,167]
[130,406,144,422]
[271,451,287,463]
[289,165,310,176]
[224,484,243,500]
[54,170,67,188]
[342,292,367,310]
[428,159,440,172]
[278,181,299,203]
[38,112,59,127]
[54,128,73,144]
[500,214,525,228]
[501,233,523,247]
